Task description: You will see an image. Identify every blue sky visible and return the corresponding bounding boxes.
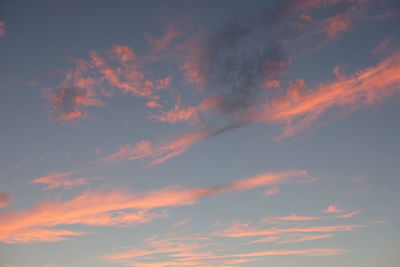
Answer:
[0,0,400,266]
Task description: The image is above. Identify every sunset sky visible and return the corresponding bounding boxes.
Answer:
[1,0,400,266]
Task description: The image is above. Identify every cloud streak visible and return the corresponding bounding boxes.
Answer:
[30,172,100,190]
[0,171,309,244]
[254,52,400,138]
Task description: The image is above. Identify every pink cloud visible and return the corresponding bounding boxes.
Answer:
[276,213,320,221]
[338,210,362,218]
[42,59,104,123]
[147,24,181,53]
[1,170,312,244]
[100,230,344,266]
[96,140,154,166]
[146,101,163,108]
[215,221,362,238]
[323,204,346,214]
[0,187,199,244]
[30,172,100,190]
[0,192,12,208]
[109,45,136,62]
[97,129,208,167]
[264,187,280,196]
[254,52,400,138]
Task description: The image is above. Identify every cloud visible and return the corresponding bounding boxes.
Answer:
[338,210,362,218]
[323,204,346,214]
[146,101,162,108]
[276,213,320,221]
[264,186,280,196]
[42,59,104,123]
[43,45,174,123]
[97,129,208,167]
[96,141,154,166]
[0,21,5,37]
[206,170,308,195]
[149,102,199,124]
[0,187,197,244]
[215,220,362,238]
[100,231,344,266]
[30,172,100,190]
[254,52,400,138]
[147,24,181,53]
[371,37,393,55]
[0,192,12,208]
[109,45,136,62]
[0,170,310,244]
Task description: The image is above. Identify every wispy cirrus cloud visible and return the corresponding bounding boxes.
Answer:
[0,170,310,244]
[96,129,208,167]
[214,221,362,238]
[254,52,400,138]
[30,172,101,190]
[100,231,345,266]
[338,210,362,218]
[275,214,321,221]
[0,188,193,243]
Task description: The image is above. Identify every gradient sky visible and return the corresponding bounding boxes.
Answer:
[1,0,400,266]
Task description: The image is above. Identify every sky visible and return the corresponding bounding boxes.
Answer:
[0,0,400,266]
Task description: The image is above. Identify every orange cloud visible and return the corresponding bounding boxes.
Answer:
[1,170,313,244]
[0,192,12,208]
[207,248,346,259]
[100,230,344,266]
[100,234,211,266]
[255,52,400,138]
[97,129,208,167]
[212,170,308,194]
[215,221,362,238]
[30,172,100,190]
[276,213,320,221]
[146,101,162,108]
[338,210,362,218]
[0,187,201,244]
[96,140,154,166]
[323,204,346,214]
[0,21,5,37]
